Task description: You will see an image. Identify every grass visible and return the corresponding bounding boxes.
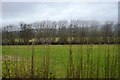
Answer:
[2,45,118,78]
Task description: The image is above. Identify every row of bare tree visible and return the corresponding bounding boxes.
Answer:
[2,20,120,45]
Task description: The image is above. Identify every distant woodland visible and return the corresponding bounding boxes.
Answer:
[2,20,120,45]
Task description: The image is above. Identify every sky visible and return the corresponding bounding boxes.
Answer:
[1,0,119,2]
[1,2,118,26]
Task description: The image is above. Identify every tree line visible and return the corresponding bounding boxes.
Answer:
[2,20,120,45]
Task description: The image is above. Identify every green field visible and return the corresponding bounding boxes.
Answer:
[2,45,118,78]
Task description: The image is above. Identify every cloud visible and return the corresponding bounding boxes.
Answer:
[1,0,119,2]
[2,2,118,26]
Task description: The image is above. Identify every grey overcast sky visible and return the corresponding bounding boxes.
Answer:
[2,2,118,26]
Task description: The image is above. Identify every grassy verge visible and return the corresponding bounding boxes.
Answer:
[2,45,118,78]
